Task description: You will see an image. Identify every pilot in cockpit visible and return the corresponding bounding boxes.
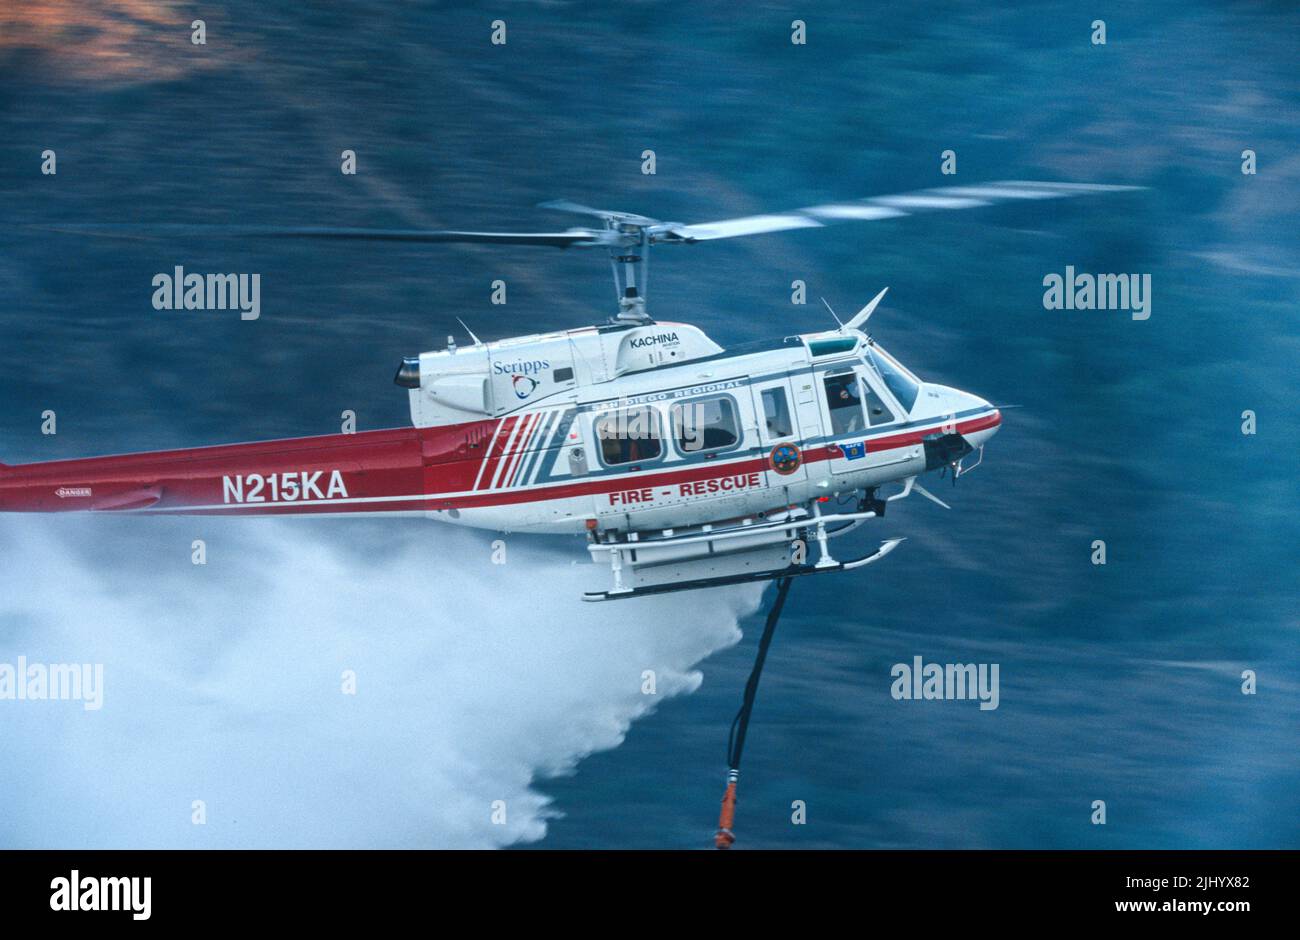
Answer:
[825,374,864,434]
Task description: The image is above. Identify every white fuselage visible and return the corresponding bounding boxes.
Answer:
[418,324,1000,535]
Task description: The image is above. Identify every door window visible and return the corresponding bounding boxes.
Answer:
[760,387,793,438]
[824,373,865,435]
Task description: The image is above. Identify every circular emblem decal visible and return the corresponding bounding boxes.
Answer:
[770,443,802,475]
[512,374,540,399]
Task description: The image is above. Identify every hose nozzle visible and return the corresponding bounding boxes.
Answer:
[714,770,739,850]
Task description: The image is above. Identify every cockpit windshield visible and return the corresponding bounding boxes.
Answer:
[864,344,921,413]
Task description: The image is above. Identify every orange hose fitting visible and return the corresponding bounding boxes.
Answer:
[714,777,738,849]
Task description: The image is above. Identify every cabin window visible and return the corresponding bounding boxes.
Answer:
[595,406,662,466]
[761,387,793,438]
[823,373,865,435]
[672,395,741,454]
[553,367,574,383]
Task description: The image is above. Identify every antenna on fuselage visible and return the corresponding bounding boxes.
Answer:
[456,318,484,346]
[820,297,846,330]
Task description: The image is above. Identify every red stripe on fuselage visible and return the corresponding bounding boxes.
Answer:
[865,409,1001,452]
[0,409,1000,515]
[422,410,1001,510]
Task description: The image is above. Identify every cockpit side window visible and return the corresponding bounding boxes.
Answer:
[860,379,896,426]
[865,346,920,413]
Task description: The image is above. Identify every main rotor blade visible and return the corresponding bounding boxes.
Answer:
[40,223,617,249]
[660,180,1142,243]
[41,180,1140,250]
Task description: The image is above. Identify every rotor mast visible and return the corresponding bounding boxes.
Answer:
[609,227,650,322]
[536,201,674,324]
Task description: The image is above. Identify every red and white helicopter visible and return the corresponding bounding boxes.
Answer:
[1,182,1133,599]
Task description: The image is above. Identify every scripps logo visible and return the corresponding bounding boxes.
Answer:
[630,331,680,349]
[512,375,539,399]
[55,487,92,498]
[493,359,549,377]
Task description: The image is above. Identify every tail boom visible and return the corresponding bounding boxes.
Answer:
[0,425,485,516]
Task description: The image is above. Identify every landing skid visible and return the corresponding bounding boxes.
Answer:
[582,537,903,602]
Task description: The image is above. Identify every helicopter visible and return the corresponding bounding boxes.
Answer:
[0,181,1136,600]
